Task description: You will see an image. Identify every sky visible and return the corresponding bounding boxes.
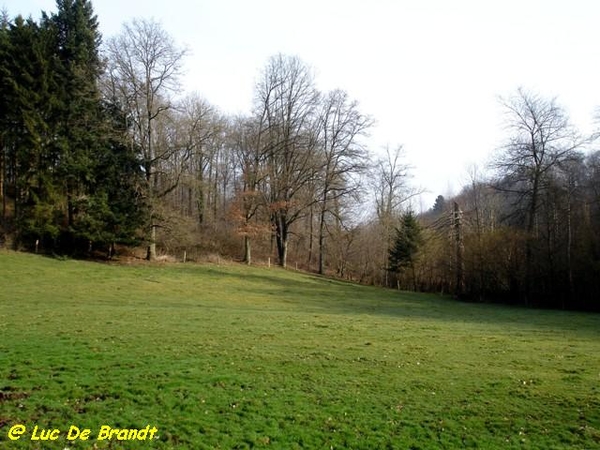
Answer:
[4,0,600,210]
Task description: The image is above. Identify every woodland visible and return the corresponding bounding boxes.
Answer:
[1,0,599,310]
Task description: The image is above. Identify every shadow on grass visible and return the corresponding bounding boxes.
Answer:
[5,250,598,337]
[200,266,600,336]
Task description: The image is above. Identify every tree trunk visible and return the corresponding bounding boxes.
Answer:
[280,239,287,268]
[276,236,288,268]
[318,206,326,275]
[196,159,205,224]
[13,184,18,249]
[212,166,218,223]
[67,191,74,228]
[0,144,4,224]
[566,196,573,309]
[411,262,417,292]
[196,194,204,225]
[275,221,288,268]
[307,205,314,269]
[525,173,540,306]
[243,235,251,265]
[147,224,157,260]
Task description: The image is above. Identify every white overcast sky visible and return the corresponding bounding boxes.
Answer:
[5,0,600,210]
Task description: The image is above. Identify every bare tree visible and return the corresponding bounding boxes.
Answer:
[373,145,418,222]
[104,18,187,260]
[254,54,320,267]
[176,94,221,224]
[493,88,583,304]
[371,145,420,286]
[315,89,372,274]
[554,154,586,305]
[229,116,270,264]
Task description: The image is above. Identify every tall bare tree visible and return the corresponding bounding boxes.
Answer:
[493,88,583,303]
[176,94,221,224]
[371,145,420,285]
[315,89,372,274]
[373,145,416,222]
[104,18,186,260]
[229,116,270,264]
[254,54,320,267]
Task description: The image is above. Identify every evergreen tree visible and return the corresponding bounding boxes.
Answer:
[389,211,423,290]
[0,14,11,231]
[431,194,446,215]
[1,2,147,254]
[0,16,61,248]
[70,98,147,254]
[43,0,103,248]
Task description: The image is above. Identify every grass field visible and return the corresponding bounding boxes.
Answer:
[0,250,599,449]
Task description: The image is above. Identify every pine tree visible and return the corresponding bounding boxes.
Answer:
[0,14,11,230]
[1,2,147,254]
[42,0,103,248]
[388,211,423,290]
[431,195,446,215]
[0,16,61,248]
[71,98,147,254]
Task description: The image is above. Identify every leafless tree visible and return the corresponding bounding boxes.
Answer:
[254,54,320,267]
[104,18,187,260]
[370,145,421,286]
[372,145,418,221]
[315,89,372,274]
[228,116,271,264]
[176,94,222,224]
[492,88,584,303]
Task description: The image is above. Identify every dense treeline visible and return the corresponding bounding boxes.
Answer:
[409,90,600,311]
[0,0,145,255]
[1,1,598,310]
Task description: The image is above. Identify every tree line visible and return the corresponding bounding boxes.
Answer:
[1,1,598,310]
[0,1,144,256]
[407,89,600,311]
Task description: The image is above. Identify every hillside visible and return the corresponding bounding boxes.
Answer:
[0,251,599,449]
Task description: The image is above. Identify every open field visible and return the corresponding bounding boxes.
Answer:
[0,251,599,449]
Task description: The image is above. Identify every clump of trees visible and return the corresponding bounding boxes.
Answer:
[0,2,383,268]
[1,2,599,311]
[0,0,145,255]
[413,90,600,310]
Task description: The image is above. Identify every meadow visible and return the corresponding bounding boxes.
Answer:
[0,250,599,449]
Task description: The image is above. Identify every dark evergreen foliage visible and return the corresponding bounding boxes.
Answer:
[431,195,446,214]
[388,211,423,290]
[0,1,146,255]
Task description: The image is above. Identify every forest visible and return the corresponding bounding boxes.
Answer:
[1,0,599,311]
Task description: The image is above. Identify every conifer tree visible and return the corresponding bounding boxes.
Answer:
[388,211,423,290]
[44,0,103,246]
[1,1,146,253]
[0,16,61,247]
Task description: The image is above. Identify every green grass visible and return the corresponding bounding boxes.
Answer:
[0,250,599,449]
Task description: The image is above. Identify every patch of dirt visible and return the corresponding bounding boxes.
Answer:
[0,390,29,403]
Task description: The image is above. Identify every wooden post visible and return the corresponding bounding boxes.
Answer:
[183,250,187,263]
[268,257,270,268]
